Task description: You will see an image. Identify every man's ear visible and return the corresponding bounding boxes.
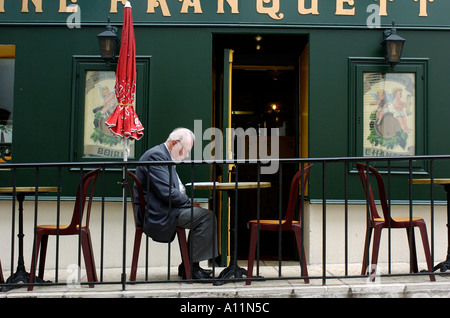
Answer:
[167,139,177,150]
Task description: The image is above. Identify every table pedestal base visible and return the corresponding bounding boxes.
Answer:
[433,254,450,272]
[213,264,248,286]
[0,188,57,292]
[2,267,50,292]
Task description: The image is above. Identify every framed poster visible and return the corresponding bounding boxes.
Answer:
[349,58,428,172]
[83,70,136,159]
[71,57,150,163]
[363,72,415,157]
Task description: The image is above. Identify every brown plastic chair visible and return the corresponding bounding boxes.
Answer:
[246,164,312,285]
[125,171,191,281]
[28,168,100,291]
[0,257,4,284]
[355,163,435,281]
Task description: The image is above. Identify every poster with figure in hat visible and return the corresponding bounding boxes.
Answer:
[83,70,136,159]
[363,72,415,157]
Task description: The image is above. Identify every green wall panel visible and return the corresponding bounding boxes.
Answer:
[0,24,449,199]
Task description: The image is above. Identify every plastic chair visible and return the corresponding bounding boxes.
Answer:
[0,257,4,284]
[125,171,191,281]
[355,163,435,281]
[246,164,312,285]
[28,168,100,291]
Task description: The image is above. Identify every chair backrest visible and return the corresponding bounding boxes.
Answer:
[355,163,390,221]
[68,168,101,230]
[126,171,146,228]
[284,164,313,227]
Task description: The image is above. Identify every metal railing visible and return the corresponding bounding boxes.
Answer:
[0,154,449,291]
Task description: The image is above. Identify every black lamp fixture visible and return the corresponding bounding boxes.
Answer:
[97,17,119,62]
[382,21,406,71]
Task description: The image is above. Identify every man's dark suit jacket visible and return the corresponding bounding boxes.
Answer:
[134,143,191,243]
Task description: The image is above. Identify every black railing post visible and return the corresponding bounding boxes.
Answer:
[145,163,151,280]
[300,161,305,280]
[99,167,106,282]
[211,162,217,277]
[233,163,239,273]
[121,164,128,291]
[167,163,172,280]
[322,161,327,285]
[55,167,62,283]
[408,159,414,273]
[77,168,83,285]
[387,160,392,274]
[190,161,195,279]
[344,161,349,276]
[256,162,261,279]
[277,162,283,276]
[430,159,435,268]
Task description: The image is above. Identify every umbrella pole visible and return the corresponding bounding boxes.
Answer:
[124,138,129,162]
[121,138,128,290]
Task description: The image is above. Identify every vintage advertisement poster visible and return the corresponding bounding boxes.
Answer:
[363,72,415,157]
[83,70,135,159]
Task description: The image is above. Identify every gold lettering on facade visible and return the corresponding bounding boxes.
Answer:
[374,0,394,16]
[147,0,171,16]
[256,0,284,20]
[414,0,434,17]
[21,0,43,13]
[110,0,127,14]
[217,0,239,14]
[0,0,439,20]
[59,0,78,13]
[179,0,203,14]
[335,0,355,15]
[298,0,319,15]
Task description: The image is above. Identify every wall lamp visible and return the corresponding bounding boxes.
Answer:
[97,17,119,62]
[382,21,406,71]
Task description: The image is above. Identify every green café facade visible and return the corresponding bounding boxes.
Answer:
[0,0,450,268]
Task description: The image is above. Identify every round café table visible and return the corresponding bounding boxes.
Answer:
[0,186,58,291]
[187,181,271,284]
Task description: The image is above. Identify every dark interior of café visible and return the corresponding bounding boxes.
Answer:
[212,34,309,260]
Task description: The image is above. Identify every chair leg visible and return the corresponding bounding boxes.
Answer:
[293,227,309,284]
[0,258,4,284]
[368,227,382,281]
[81,230,98,287]
[361,227,373,275]
[28,232,43,291]
[130,228,143,282]
[417,223,436,281]
[176,227,191,280]
[246,224,258,285]
[405,228,419,273]
[38,235,49,279]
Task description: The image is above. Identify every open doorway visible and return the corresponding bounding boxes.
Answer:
[212,33,309,260]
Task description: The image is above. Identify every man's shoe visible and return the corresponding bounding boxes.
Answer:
[178,263,212,280]
[191,266,212,280]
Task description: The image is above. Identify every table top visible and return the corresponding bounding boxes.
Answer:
[411,179,450,185]
[0,186,59,194]
[186,181,271,190]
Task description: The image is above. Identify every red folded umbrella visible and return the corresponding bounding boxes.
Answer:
[105,1,144,142]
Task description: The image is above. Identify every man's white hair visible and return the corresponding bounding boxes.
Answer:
[167,127,195,143]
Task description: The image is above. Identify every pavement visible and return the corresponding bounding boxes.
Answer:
[2,261,450,299]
